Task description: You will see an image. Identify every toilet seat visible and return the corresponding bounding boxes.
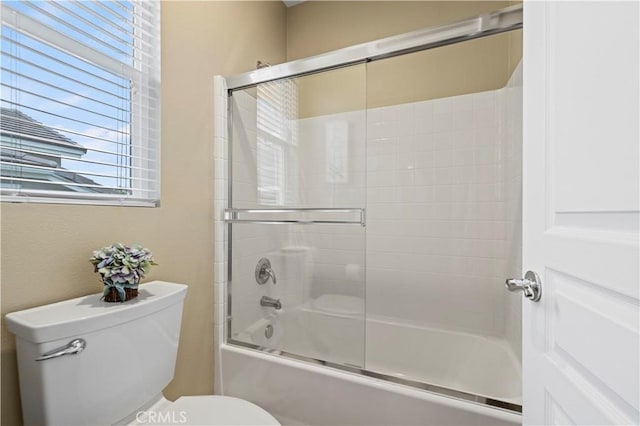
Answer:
[137,395,280,426]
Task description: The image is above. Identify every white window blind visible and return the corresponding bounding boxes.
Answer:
[0,0,160,206]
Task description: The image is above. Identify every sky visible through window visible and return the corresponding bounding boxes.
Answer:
[1,1,136,190]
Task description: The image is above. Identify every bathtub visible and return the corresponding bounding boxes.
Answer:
[221,304,522,425]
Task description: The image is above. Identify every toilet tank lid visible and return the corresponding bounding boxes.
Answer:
[5,281,187,344]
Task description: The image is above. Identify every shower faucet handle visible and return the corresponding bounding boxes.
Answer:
[255,258,277,285]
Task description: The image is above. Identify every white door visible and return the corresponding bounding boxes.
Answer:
[522,1,639,425]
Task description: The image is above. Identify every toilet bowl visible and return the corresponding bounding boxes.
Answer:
[6,281,280,426]
[129,395,279,425]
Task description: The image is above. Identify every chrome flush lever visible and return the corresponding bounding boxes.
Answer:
[36,338,86,361]
[255,258,277,285]
[506,270,542,302]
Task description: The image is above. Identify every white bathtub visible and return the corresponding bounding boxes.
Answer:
[365,319,522,405]
[222,305,522,425]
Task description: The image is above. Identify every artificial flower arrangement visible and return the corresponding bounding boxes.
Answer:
[89,243,157,303]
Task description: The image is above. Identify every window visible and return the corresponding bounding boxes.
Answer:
[0,1,160,206]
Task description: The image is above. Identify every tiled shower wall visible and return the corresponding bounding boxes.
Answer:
[364,67,522,346]
[364,89,509,336]
[502,63,523,360]
[298,64,523,346]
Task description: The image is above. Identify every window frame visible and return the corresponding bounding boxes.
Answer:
[0,1,161,207]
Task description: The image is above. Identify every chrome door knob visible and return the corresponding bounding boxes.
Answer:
[506,270,542,302]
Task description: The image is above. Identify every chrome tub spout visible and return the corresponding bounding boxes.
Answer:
[260,296,282,310]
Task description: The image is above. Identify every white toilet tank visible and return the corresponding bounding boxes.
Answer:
[6,281,188,426]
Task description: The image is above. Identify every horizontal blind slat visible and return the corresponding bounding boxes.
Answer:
[50,2,137,50]
[20,2,144,62]
[0,176,157,193]
[71,1,133,38]
[0,161,156,183]
[1,145,157,171]
[0,98,160,141]
[0,101,129,135]
[1,137,159,162]
[1,52,130,101]
[1,115,134,147]
[0,35,130,90]
[1,74,130,117]
[99,1,132,21]
[85,1,158,43]
[0,137,159,160]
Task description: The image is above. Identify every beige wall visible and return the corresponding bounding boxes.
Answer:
[0,2,286,425]
[286,1,522,117]
[286,1,520,60]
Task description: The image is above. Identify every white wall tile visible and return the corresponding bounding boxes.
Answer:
[357,88,521,337]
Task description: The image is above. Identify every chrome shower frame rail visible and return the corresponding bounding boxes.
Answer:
[226,4,522,91]
[224,208,366,226]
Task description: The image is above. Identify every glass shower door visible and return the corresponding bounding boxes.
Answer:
[227,65,367,368]
[363,32,523,404]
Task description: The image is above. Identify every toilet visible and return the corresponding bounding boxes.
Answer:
[6,281,280,426]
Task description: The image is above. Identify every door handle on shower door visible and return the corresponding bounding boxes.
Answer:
[505,271,542,302]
